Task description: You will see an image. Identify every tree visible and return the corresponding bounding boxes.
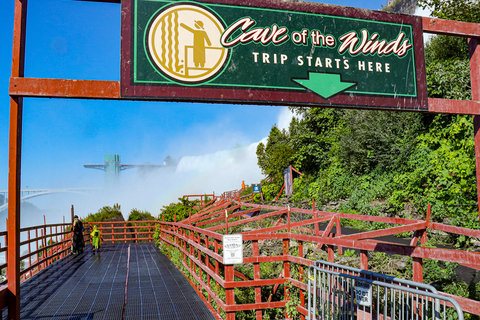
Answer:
[86,203,124,222]
[418,0,480,23]
[289,108,344,175]
[160,197,198,222]
[336,110,423,175]
[128,209,156,221]
[256,126,294,185]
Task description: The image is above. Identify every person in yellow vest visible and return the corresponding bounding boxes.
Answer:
[90,225,101,254]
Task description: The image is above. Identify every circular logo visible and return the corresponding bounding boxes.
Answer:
[146,3,230,85]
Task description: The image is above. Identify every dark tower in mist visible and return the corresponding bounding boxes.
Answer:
[84,154,176,186]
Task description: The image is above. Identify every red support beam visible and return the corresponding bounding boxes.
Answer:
[423,17,480,38]
[428,98,480,115]
[8,0,28,319]
[9,77,120,100]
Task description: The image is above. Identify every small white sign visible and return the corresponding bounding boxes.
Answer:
[355,280,373,307]
[223,234,243,264]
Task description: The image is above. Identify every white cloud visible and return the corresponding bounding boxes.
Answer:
[415,6,434,44]
[277,107,295,131]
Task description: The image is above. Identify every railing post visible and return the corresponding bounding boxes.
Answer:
[287,205,291,233]
[214,239,220,314]
[313,199,319,236]
[225,210,228,235]
[205,236,211,305]
[253,240,262,320]
[283,238,290,319]
[34,228,38,274]
[225,264,235,320]
[299,240,305,320]
[42,216,47,270]
[360,250,368,270]
[61,217,64,259]
[197,233,202,292]
[328,245,334,262]
[27,231,31,279]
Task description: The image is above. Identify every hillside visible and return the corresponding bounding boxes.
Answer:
[381,0,417,14]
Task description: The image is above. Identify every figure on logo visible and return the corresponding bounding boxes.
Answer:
[180,20,212,68]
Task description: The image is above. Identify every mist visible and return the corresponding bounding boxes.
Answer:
[1,107,295,227]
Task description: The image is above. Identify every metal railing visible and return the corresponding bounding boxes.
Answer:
[314,261,439,294]
[307,265,464,320]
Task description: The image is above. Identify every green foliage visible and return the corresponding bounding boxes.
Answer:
[257,126,294,185]
[285,283,301,320]
[159,197,199,222]
[337,110,423,175]
[417,0,480,23]
[127,209,156,221]
[426,59,471,100]
[85,203,124,222]
[289,108,344,174]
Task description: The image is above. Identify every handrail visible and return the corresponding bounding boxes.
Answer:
[156,194,480,320]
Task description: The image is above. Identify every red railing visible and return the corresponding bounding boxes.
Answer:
[83,220,157,244]
[0,218,72,314]
[157,192,480,320]
[0,219,159,286]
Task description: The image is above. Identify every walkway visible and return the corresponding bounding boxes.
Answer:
[3,243,217,320]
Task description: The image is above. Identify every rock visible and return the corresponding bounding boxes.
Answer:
[472,238,480,247]
[393,258,408,271]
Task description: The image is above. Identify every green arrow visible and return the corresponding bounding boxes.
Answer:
[292,72,357,99]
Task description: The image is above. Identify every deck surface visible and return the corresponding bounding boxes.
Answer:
[4,243,217,320]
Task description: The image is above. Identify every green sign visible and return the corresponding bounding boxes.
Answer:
[121,0,428,110]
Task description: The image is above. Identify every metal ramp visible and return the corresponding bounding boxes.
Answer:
[2,243,216,320]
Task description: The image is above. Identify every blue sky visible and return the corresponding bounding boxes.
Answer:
[0,0,390,218]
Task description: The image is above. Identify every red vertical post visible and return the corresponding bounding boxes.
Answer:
[283,238,290,319]
[225,210,228,235]
[253,240,262,320]
[360,250,368,270]
[287,205,291,233]
[197,233,202,292]
[34,228,38,273]
[8,0,27,318]
[214,239,220,314]
[205,236,211,304]
[313,200,319,236]
[42,216,46,269]
[327,246,334,262]
[27,232,30,279]
[470,38,480,223]
[225,265,235,320]
[299,240,305,320]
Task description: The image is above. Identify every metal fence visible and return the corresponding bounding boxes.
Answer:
[307,265,464,320]
[314,260,439,294]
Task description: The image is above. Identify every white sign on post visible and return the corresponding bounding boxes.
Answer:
[355,280,373,307]
[223,234,243,264]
